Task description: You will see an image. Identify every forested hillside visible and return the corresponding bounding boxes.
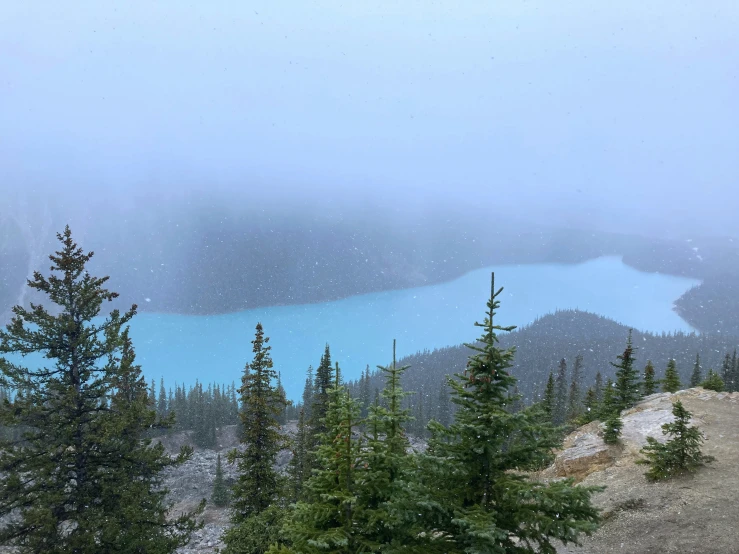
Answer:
[350,309,739,414]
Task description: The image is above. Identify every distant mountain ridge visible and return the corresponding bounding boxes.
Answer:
[2,199,739,331]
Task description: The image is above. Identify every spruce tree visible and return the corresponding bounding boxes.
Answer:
[361,364,372,416]
[0,227,200,553]
[568,354,583,421]
[598,378,616,420]
[414,391,426,438]
[599,378,623,444]
[354,339,413,550]
[553,358,569,425]
[602,411,623,444]
[579,387,599,424]
[700,369,724,392]
[310,344,332,439]
[287,408,309,502]
[637,400,714,481]
[277,363,362,552]
[594,371,604,404]
[612,330,641,411]
[436,379,451,426]
[276,372,288,425]
[411,274,601,552]
[212,453,230,507]
[301,365,314,420]
[690,353,702,387]
[643,360,657,396]
[158,377,168,420]
[662,359,682,393]
[721,353,732,391]
[542,371,555,422]
[226,323,285,526]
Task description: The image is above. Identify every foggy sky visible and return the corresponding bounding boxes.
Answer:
[1,1,738,238]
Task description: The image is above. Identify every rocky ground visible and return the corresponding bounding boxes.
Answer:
[161,423,292,553]
[163,423,427,553]
[550,388,739,554]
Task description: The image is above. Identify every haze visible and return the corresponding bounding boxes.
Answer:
[1,1,737,238]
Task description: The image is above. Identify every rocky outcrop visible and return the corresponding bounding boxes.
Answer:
[545,388,737,483]
[554,388,739,554]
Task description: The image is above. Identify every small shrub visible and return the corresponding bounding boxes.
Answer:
[637,400,714,481]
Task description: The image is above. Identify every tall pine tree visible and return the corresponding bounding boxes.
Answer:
[553,358,569,425]
[0,227,200,553]
[411,273,601,552]
[226,323,286,527]
[612,330,641,411]
[277,363,362,552]
[354,339,414,550]
[690,354,702,387]
[568,354,584,421]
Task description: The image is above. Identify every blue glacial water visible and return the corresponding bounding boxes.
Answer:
[120,256,699,400]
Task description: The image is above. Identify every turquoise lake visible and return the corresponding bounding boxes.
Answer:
[122,256,699,400]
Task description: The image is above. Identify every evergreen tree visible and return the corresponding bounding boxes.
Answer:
[599,378,623,444]
[568,354,583,421]
[594,371,604,403]
[579,387,599,424]
[612,330,641,411]
[277,363,362,552]
[553,358,569,425]
[287,408,309,501]
[354,339,413,550]
[598,378,616,421]
[301,365,314,420]
[158,377,168,420]
[721,352,733,390]
[275,372,289,425]
[700,369,724,392]
[436,379,451,426]
[722,349,738,392]
[637,400,715,481]
[310,344,333,439]
[0,227,200,553]
[410,274,601,552]
[643,360,657,395]
[542,371,555,422]
[602,411,623,444]
[414,391,426,438]
[212,453,230,507]
[360,364,372,417]
[690,353,702,387]
[662,359,682,393]
[150,378,157,410]
[226,323,285,528]
[511,384,525,414]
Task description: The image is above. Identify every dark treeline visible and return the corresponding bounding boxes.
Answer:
[347,310,739,428]
[148,376,300,448]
